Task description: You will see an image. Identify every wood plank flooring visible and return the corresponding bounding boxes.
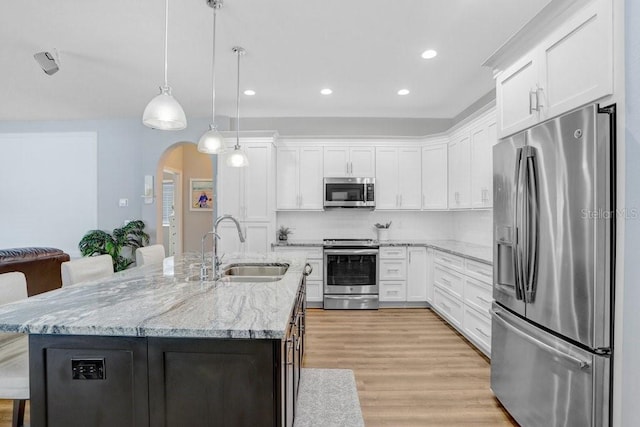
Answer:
[303,308,517,426]
[0,308,516,426]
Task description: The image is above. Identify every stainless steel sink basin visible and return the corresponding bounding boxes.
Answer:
[218,276,282,283]
[221,263,289,277]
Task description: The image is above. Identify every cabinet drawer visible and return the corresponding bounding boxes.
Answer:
[465,259,493,283]
[463,305,492,354]
[379,281,407,302]
[463,278,492,315]
[433,265,463,299]
[305,281,323,303]
[433,251,464,272]
[380,259,407,280]
[380,246,407,259]
[273,246,323,260]
[433,286,463,328]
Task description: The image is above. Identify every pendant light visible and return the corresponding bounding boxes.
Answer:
[142,0,187,130]
[226,47,249,168]
[197,0,225,153]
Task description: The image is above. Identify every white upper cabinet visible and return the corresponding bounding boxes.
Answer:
[323,146,375,177]
[495,0,612,138]
[470,119,496,208]
[375,146,421,210]
[218,141,273,221]
[276,146,323,210]
[448,133,471,209]
[421,143,448,210]
[540,0,612,119]
[496,53,541,138]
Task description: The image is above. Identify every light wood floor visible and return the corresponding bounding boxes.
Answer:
[303,308,517,427]
[0,308,516,426]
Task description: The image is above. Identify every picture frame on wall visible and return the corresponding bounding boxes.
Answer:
[190,178,213,211]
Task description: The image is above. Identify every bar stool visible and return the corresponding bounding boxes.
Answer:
[60,254,114,286]
[0,272,30,427]
[135,244,166,267]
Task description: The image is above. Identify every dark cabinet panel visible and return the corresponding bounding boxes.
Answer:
[148,338,277,427]
[29,335,149,427]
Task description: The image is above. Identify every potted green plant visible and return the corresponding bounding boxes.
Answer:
[78,220,150,272]
[278,226,292,242]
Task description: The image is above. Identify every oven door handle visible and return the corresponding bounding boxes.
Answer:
[323,249,379,256]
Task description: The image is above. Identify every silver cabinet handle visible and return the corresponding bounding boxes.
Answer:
[491,310,590,370]
[346,162,349,175]
[303,263,313,276]
[529,89,536,114]
[399,194,402,207]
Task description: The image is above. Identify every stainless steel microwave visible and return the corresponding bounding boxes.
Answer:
[324,177,375,209]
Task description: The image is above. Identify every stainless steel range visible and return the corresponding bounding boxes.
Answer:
[323,239,379,309]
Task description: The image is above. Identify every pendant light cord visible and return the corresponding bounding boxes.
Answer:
[211,7,218,123]
[163,0,169,87]
[235,48,241,149]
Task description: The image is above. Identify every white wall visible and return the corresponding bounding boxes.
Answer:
[0,132,97,257]
[276,211,453,242]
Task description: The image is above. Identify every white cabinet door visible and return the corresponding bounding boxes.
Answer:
[397,147,421,210]
[541,0,612,120]
[349,147,375,177]
[244,222,271,254]
[216,222,244,255]
[298,147,324,209]
[426,249,435,303]
[470,120,494,209]
[421,144,448,210]
[448,134,471,209]
[375,147,399,210]
[323,147,349,177]
[407,247,427,301]
[217,160,242,218]
[496,53,540,138]
[276,147,299,210]
[244,144,271,221]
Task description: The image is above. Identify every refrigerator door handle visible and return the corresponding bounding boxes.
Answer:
[491,310,591,370]
[525,147,540,303]
[513,148,526,301]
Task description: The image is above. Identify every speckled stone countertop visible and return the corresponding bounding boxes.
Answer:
[273,239,492,264]
[0,253,306,340]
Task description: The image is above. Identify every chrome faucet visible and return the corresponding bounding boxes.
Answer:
[201,215,245,281]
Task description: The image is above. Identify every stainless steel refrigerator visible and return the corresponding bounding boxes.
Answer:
[491,103,616,426]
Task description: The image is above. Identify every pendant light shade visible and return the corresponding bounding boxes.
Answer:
[198,0,225,153]
[197,125,225,153]
[226,46,248,168]
[143,0,187,131]
[143,86,187,130]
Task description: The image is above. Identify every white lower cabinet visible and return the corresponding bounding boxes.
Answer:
[406,247,427,301]
[380,281,407,302]
[273,246,323,304]
[430,249,493,357]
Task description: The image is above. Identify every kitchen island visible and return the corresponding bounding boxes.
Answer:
[0,252,308,427]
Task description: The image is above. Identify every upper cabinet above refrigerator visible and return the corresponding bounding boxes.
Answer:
[493,0,613,138]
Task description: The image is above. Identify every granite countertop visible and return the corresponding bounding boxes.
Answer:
[0,253,306,340]
[273,239,492,264]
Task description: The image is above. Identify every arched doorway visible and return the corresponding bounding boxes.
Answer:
[155,142,214,256]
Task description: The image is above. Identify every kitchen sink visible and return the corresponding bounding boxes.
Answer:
[221,263,289,277]
[218,276,282,283]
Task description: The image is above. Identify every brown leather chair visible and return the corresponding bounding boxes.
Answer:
[0,248,70,296]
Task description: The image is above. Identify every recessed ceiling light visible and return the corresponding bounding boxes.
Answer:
[397,89,410,96]
[421,49,438,59]
[320,88,333,95]
[244,89,256,96]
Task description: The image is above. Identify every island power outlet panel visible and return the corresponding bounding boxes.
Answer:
[72,358,105,380]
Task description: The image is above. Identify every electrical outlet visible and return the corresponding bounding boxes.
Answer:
[119,198,129,207]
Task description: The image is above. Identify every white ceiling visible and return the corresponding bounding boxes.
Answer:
[0,0,550,121]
